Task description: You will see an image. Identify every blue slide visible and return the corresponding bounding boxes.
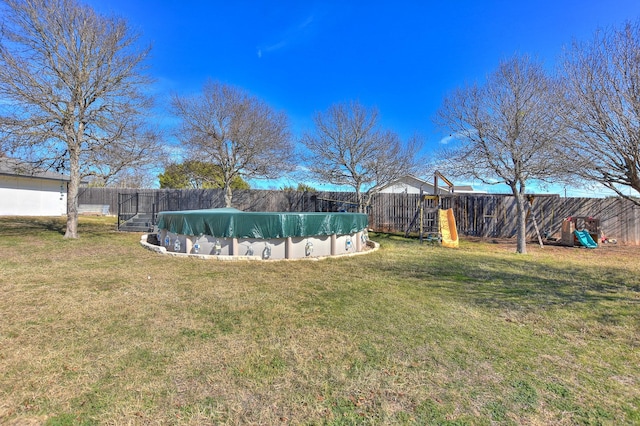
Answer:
[574,230,598,248]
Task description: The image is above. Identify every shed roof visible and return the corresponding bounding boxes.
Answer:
[0,157,71,181]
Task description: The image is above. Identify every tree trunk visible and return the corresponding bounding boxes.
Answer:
[224,182,233,207]
[64,149,81,239]
[355,188,363,213]
[512,189,528,254]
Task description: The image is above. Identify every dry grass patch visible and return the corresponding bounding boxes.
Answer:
[0,217,638,425]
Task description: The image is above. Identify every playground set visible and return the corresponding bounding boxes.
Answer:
[561,216,600,249]
[400,170,616,250]
[404,171,459,248]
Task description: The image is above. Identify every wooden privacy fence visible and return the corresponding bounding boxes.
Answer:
[370,193,640,245]
[78,188,640,245]
[78,188,319,214]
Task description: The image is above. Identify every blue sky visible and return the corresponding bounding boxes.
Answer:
[86,0,640,194]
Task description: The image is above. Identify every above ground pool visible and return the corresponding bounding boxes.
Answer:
[151,208,370,260]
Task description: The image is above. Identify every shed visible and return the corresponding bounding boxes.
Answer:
[0,157,69,216]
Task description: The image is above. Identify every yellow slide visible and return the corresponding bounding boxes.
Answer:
[439,208,459,248]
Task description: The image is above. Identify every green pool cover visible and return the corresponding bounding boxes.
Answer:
[157,208,368,239]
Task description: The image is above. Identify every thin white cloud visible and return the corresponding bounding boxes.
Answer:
[439,129,477,144]
[257,15,316,58]
[296,16,314,31]
[263,40,288,53]
[439,134,456,145]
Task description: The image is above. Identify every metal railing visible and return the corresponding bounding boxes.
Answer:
[117,193,138,230]
[151,193,169,227]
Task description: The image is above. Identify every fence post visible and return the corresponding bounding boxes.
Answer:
[117,193,121,230]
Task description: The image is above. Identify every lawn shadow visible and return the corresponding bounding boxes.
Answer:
[372,243,640,324]
[0,216,117,237]
[44,218,66,234]
[0,217,66,236]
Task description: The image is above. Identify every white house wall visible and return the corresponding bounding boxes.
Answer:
[0,175,67,216]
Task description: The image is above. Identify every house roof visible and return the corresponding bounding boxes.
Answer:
[400,175,437,189]
[380,174,452,192]
[380,174,486,194]
[0,157,71,181]
[454,185,474,191]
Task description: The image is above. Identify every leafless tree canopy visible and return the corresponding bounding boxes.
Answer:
[302,101,422,212]
[171,80,293,207]
[435,55,564,253]
[559,21,640,204]
[0,0,158,238]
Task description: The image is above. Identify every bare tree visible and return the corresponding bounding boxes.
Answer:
[435,55,564,253]
[171,81,294,207]
[558,21,640,204]
[301,101,422,212]
[87,162,159,189]
[0,0,158,238]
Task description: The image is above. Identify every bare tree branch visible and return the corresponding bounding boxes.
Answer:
[171,80,294,207]
[302,101,422,212]
[558,20,640,205]
[435,55,565,253]
[0,0,158,237]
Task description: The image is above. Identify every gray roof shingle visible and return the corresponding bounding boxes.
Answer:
[0,157,71,181]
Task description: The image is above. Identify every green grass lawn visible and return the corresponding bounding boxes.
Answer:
[0,216,638,425]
